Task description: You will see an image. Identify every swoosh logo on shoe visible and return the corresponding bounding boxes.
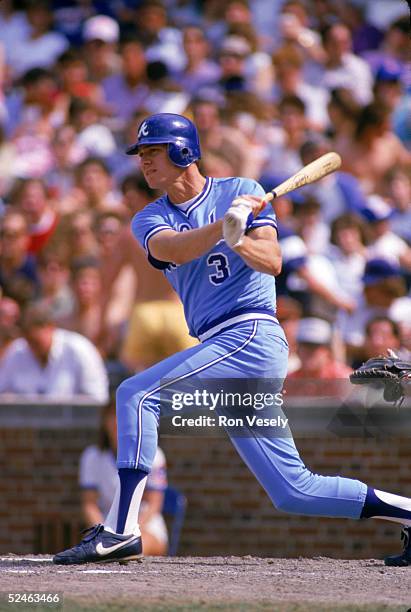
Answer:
[96,538,138,556]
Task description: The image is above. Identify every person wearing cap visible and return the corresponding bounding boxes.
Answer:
[337,257,411,360]
[289,317,352,387]
[218,34,251,94]
[82,15,120,83]
[362,194,411,270]
[54,112,411,568]
[373,60,404,113]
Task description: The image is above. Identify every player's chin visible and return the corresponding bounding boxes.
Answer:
[143,171,160,189]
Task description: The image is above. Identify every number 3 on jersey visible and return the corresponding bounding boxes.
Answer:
[207,253,231,285]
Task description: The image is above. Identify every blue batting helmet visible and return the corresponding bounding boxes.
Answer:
[126,113,201,168]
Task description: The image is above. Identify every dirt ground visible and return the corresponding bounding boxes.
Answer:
[0,555,410,612]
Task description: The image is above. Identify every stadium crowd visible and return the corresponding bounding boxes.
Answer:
[0,0,410,399]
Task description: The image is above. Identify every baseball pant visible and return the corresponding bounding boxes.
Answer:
[116,320,367,519]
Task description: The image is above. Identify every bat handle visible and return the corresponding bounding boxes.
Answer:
[261,191,276,207]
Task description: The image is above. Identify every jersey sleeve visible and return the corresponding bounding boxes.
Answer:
[131,205,174,270]
[239,178,278,234]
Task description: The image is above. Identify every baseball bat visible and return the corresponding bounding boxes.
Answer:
[262,152,342,205]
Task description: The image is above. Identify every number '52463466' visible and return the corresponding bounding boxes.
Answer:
[6,592,61,604]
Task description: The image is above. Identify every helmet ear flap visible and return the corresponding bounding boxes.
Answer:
[168,142,195,167]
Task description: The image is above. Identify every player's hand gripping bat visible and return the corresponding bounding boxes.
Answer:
[223,152,342,248]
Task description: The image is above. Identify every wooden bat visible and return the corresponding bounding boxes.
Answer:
[262,152,342,205]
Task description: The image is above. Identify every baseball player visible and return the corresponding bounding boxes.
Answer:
[54,114,411,566]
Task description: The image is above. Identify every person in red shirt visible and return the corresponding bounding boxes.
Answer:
[288,317,352,397]
[12,178,58,255]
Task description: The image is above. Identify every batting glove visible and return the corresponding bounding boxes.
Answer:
[223,197,254,248]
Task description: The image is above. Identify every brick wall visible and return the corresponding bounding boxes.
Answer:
[0,400,410,558]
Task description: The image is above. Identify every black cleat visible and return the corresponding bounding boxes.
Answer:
[53,524,143,565]
[385,527,411,567]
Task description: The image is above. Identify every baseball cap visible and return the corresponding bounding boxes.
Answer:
[360,195,394,223]
[296,318,332,345]
[362,258,401,286]
[83,15,119,44]
[220,36,251,57]
[376,59,402,82]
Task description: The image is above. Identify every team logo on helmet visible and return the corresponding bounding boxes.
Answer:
[138,121,149,138]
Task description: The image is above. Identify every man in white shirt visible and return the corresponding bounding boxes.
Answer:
[320,23,373,105]
[0,303,108,402]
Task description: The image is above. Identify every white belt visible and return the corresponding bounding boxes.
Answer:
[198,312,279,342]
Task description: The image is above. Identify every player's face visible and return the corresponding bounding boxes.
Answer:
[138,145,182,190]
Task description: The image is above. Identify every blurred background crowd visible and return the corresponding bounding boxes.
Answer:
[0,0,410,401]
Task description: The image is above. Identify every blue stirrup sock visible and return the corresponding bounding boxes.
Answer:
[115,468,148,535]
[360,487,411,526]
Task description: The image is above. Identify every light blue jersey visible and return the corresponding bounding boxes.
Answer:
[132,176,278,338]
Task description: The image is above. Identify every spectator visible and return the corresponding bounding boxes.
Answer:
[277,1,325,65]
[174,25,220,95]
[67,210,99,264]
[0,211,40,305]
[6,68,63,177]
[339,103,411,195]
[0,124,17,198]
[300,136,368,223]
[143,60,190,116]
[134,0,185,73]
[320,22,374,105]
[68,98,117,160]
[82,15,120,83]
[361,195,411,270]
[12,178,59,255]
[79,398,168,555]
[192,97,251,177]
[120,296,198,372]
[338,258,411,358]
[327,87,363,154]
[271,45,329,131]
[287,317,352,396]
[340,2,383,55]
[383,168,411,245]
[227,22,274,98]
[0,302,108,402]
[45,125,86,200]
[95,212,137,332]
[328,213,368,301]
[101,173,172,306]
[36,247,74,320]
[56,49,103,106]
[275,219,354,320]
[61,157,123,215]
[263,94,309,179]
[102,34,149,127]
[362,17,410,88]
[0,296,20,361]
[293,196,330,255]
[276,295,302,375]
[373,61,404,115]
[362,316,409,362]
[217,35,251,94]
[0,0,30,69]
[58,256,124,360]
[7,0,68,79]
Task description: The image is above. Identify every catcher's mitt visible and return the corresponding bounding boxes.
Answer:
[350,351,411,404]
